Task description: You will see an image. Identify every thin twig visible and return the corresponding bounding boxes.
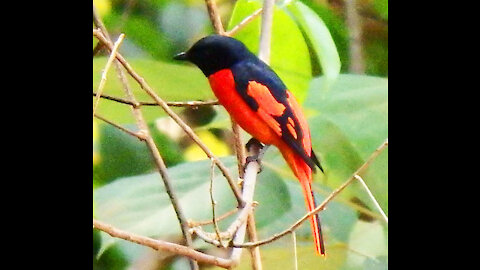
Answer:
[190,227,224,247]
[234,139,389,248]
[93,33,125,118]
[93,28,245,208]
[94,113,146,141]
[191,201,256,246]
[93,91,219,107]
[292,231,298,270]
[209,158,223,244]
[93,219,233,269]
[246,212,262,270]
[225,8,263,37]
[225,201,255,238]
[93,42,104,57]
[188,208,238,227]
[231,120,246,179]
[354,174,388,223]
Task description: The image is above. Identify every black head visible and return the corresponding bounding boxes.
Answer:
[174,35,256,77]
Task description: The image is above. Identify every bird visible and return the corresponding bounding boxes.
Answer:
[174,34,325,256]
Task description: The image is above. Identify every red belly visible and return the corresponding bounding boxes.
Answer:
[208,69,281,146]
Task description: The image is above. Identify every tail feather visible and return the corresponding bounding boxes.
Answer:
[302,181,325,256]
[280,145,325,256]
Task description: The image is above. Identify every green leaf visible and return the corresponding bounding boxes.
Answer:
[92,122,184,186]
[305,74,388,212]
[227,0,312,102]
[102,12,173,60]
[93,57,213,124]
[287,0,341,87]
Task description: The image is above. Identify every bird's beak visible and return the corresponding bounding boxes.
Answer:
[173,52,188,60]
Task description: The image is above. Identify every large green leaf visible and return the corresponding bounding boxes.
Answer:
[227,0,312,102]
[93,57,213,124]
[287,0,341,88]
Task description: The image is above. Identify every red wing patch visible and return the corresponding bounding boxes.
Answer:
[247,81,286,137]
[247,81,285,115]
[286,90,311,154]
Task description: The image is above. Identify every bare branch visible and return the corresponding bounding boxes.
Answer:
[354,174,388,223]
[93,91,219,107]
[225,8,263,37]
[292,231,298,270]
[205,0,225,34]
[93,41,104,57]
[231,120,246,179]
[188,208,238,227]
[246,212,262,270]
[229,144,262,265]
[93,219,233,269]
[209,159,222,243]
[94,113,146,141]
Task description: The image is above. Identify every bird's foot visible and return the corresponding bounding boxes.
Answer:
[243,138,270,174]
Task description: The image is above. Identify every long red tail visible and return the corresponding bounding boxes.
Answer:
[280,145,325,256]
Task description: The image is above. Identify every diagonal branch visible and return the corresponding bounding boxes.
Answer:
[94,113,146,141]
[93,6,198,270]
[354,174,388,223]
[205,0,225,34]
[93,219,232,269]
[225,8,263,37]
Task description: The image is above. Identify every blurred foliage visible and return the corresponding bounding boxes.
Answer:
[93,0,387,269]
